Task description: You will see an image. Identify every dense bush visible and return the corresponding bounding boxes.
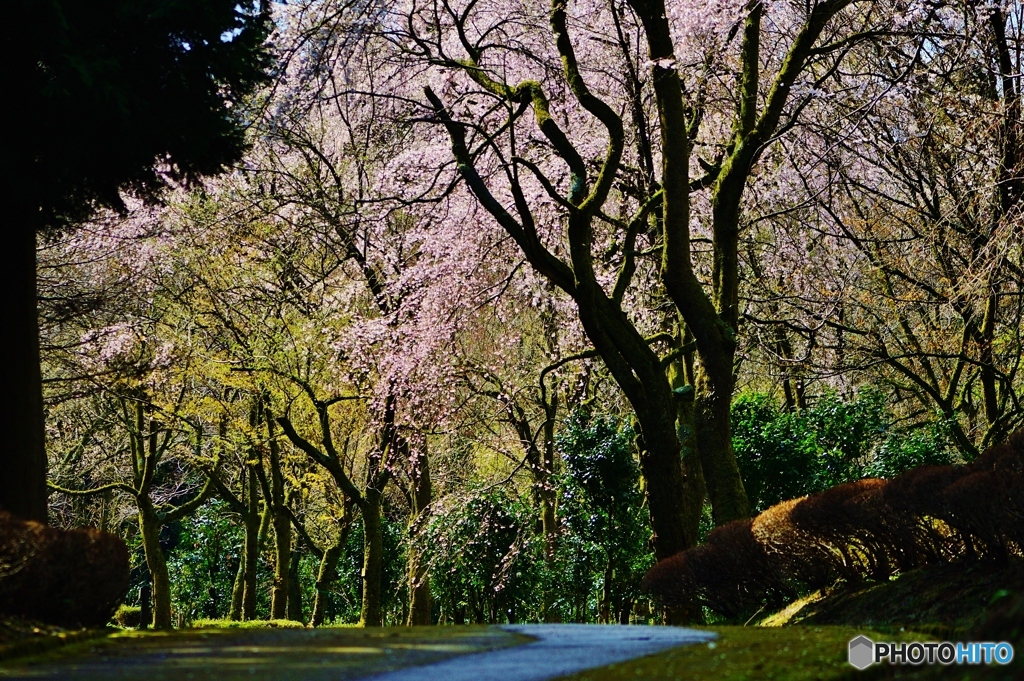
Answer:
[553,409,652,623]
[865,422,957,480]
[0,512,130,626]
[644,431,1024,620]
[415,410,656,625]
[167,501,246,622]
[733,389,956,512]
[112,604,142,628]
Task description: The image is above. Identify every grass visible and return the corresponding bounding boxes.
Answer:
[558,625,923,681]
[188,618,309,629]
[0,625,531,680]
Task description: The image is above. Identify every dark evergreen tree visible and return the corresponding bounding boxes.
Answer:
[1,0,272,521]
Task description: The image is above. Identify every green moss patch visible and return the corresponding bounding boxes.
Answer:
[189,618,309,629]
[0,616,110,663]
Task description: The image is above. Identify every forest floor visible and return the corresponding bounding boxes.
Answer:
[0,623,931,681]
[0,618,107,664]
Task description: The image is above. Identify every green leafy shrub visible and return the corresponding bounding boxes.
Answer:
[418,489,543,624]
[866,422,957,479]
[112,604,141,628]
[553,408,653,623]
[166,500,249,623]
[732,394,821,511]
[733,389,956,512]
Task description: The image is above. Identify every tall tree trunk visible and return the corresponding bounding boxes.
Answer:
[0,220,47,523]
[241,472,267,621]
[670,333,706,548]
[138,500,172,629]
[360,489,383,627]
[538,396,560,622]
[666,352,708,625]
[695,365,749,524]
[539,403,558,558]
[268,495,290,619]
[632,412,694,561]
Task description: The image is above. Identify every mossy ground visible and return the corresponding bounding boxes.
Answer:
[0,616,106,663]
[557,625,921,681]
[0,625,529,680]
[785,561,1024,638]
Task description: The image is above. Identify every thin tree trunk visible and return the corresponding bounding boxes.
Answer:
[360,489,383,627]
[138,501,172,629]
[266,409,291,620]
[311,540,344,627]
[242,474,268,621]
[229,553,245,621]
[539,403,558,558]
[287,541,303,622]
[0,219,47,523]
[406,447,432,626]
[269,509,290,620]
[139,583,152,630]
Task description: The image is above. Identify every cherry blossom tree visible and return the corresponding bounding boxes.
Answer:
[748,0,1024,456]
[332,0,891,566]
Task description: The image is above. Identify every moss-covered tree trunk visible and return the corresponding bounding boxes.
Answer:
[269,515,290,617]
[694,365,748,524]
[266,412,291,620]
[360,489,383,627]
[138,500,172,629]
[229,554,245,620]
[311,540,343,627]
[241,470,267,620]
